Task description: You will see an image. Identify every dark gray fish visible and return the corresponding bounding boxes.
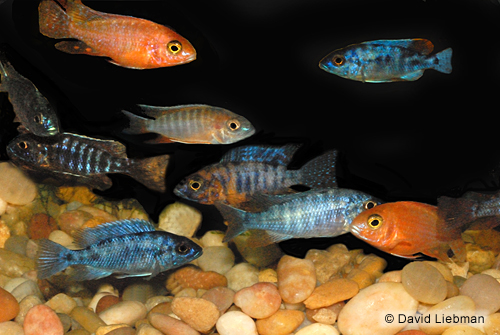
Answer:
[0,52,60,136]
[6,132,170,192]
[37,219,202,280]
[215,188,382,246]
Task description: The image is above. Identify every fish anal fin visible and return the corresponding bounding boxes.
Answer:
[247,230,293,247]
[70,265,114,281]
[143,136,176,144]
[55,41,105,56]
[400,70,424,81]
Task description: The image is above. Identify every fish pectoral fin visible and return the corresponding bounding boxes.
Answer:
[400,70,424,81]
[69,265,114,281]
[55,41,104,56]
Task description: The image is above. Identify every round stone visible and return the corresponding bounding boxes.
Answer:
[294,323,340,335]
[233,282,282,319]
[460,274,500,314]
[303,278,359,309]
[419,296,476,335]
[23,304,64,335]
[401,262,447,304]
[98,301,147,326]
[255,309,305,335]
[277,255,316,304]
[148,313,200,335]
[216,311,258,335]
[171,297,220,333]
[0,287,20,322]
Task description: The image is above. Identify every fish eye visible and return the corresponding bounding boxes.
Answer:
[17,141,29,150]
[189,180,202,191]
[176,243,190,255]
[228,120,240,131]
[333,55,345,66]
[363,200,377,210]
[367,214,383,229]
[34,114,43,124]
[167,40,182,54]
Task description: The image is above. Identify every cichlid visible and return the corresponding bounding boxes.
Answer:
[174,144,338,207]
[215,188,382,246]
[350,201,466,262]
[0,52,60,136]
[122,104,255,145]
[6,132,170,192]
[319,38,452,83]
[38,0,196,69]
[37,219,203,280]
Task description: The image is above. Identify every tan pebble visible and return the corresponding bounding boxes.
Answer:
[158,202,201,238]
[0,287,20,322]
[0,249,35,278]
[233,282,281,319]
[70,306,107,333]
[485,313,500,335]
[481,269,500,282]
[201,286,235,314]
[0,162,37,205]
[0,198,7,216]
[66,330,91,335]
[77,206,116,222]
[441,325,485,335]
[166,265,227,294]
[175,287,197,298]
[277,255,316,304]
[171,297,219,333]
[395,331,430,335]
[24,304,64,335]
[295,323,340,335]
[216,311,258,335]
[10,279,43,302]
[15,295,42,325]
[358,254,387,278]
[305,248,351,284]
[303,278,358,309]
[96,295,122,314]
[136,323,163,335]
[419,296,476,335]
[338,282,419,335]
[122,282,159,303]
[0,321,24,335]
[0,221,10,249]
[200,230,227,247]
[57,210,92,236]
[148,312,200,335]
[424,261,454,282]
[99,301,147,326]
[225,262,260,292]
[446,281,460,298]
[145,296,172,312]
[256,309,305,335]
[95,324,133,335]
[306,301,344,324]
[401,262,447,304]
[259,268,278,283]
[196,246,235,275]
[345,268,375,289]
[378,270,402,283]
[467,244,495,274]
[48,230,76,248]
[460,273,500,314]
[45,293,77,314]
[149,301,173,315]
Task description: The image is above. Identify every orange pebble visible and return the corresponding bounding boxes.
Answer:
[95,295,122,314]
[0,287,20,322]
[28,213,58,239]
[23,304,64,335]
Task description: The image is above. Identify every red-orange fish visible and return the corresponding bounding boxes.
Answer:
[38,0,196,69]
[350,201,466,262]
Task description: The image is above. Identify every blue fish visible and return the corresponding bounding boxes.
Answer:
[36,219,203,281]
[319,38,452,83]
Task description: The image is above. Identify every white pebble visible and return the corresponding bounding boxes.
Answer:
[225,263,260,292]
[158,202,201,237]
[295,323,340,335]
[0,198,7,216]
[98,300,147,326]
[216,311,258,335]
[200,230,227,247]
[197,246,235,275]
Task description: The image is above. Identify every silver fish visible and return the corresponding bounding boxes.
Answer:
[215,188,382,246]
[0,52,60,135]
[37,219,203,280]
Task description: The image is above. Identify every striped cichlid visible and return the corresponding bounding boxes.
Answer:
[319,38,452,83]
[122,104,255,144]
[174,144,338,207]
[37,219,203,280]
[0,51,60,136]
[215,188,382,246]
[6,132,170,192]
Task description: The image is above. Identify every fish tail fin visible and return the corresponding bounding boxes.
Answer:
[129,154,170,192]
[431,48,452,74]
[36,239,72,279]
[38,0,72,39]
[121,110,150,135]
[298,149,338,188]
[215,203,252,242]
[437,196,477,233]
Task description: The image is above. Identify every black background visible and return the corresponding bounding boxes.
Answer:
[1,0,500,270]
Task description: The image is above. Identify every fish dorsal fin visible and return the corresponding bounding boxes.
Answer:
[220,144,302,166]
[361,39,434,55]
[73,219,155,247]
[137,104,207,120]
[62,133,128,158]
[65,0,107,23]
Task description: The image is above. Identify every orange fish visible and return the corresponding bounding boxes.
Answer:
[350,201,466,262]
[38,0,196,69]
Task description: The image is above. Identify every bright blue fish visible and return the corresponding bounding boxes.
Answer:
[319,38,452,83]
[36,219,203,280]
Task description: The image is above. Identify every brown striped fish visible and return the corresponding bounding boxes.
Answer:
[173,144,338,207]
[7,132,170,192]
[122,104,255,145]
